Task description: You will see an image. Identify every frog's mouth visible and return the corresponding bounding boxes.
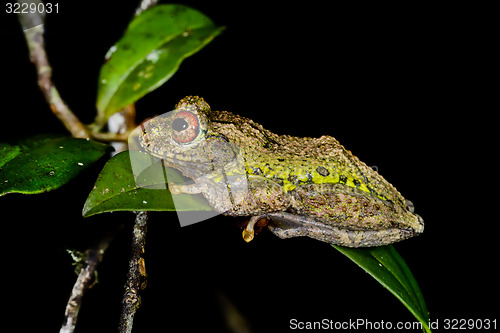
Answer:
[415,214,425,231]
[161,140,245,182]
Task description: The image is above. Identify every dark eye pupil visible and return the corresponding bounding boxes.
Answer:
[172,118,189,131]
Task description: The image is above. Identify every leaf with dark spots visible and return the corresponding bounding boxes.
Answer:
[96,4,224,128]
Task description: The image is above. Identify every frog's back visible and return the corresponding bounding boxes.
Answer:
[209,110,407,209]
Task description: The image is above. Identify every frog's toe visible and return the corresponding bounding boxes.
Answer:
[242,215,269,243]
[242,229,254,242]
[167,182,182,195]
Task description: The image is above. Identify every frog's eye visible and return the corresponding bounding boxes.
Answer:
[171,110,200,144]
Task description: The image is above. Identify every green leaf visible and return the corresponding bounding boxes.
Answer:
[96,4,224,127]
[83,151,212,217]
[333,245,431,332]
[0,137,111,196]
[0,143,21,168]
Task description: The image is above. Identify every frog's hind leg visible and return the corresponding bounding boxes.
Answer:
[267,212,414,247]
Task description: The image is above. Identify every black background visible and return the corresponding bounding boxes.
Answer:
[0,1,496,332]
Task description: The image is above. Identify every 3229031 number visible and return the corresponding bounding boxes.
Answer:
[6,2,59,14]
[443,318,497,330]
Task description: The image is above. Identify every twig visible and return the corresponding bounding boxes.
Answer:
[17,5,90,139]
[118,211,149,333]
[60,238,111,333]
[118,2,156,330]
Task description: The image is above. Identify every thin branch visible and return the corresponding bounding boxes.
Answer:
[117,3,159,331]
[60,238,111,333]
[17,7,90,139]
[119,211,149,333]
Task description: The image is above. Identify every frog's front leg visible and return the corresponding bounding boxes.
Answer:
[168,181,207,195]
[166,163,230,196]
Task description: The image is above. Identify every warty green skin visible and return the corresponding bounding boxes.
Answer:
[139,96,424,247]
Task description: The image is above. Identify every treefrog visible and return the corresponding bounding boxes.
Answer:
[138,96,424,247]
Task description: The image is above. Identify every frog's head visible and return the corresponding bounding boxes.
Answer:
[138,96,238,178]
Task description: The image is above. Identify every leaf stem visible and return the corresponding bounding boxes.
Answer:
[89,130,131,143]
